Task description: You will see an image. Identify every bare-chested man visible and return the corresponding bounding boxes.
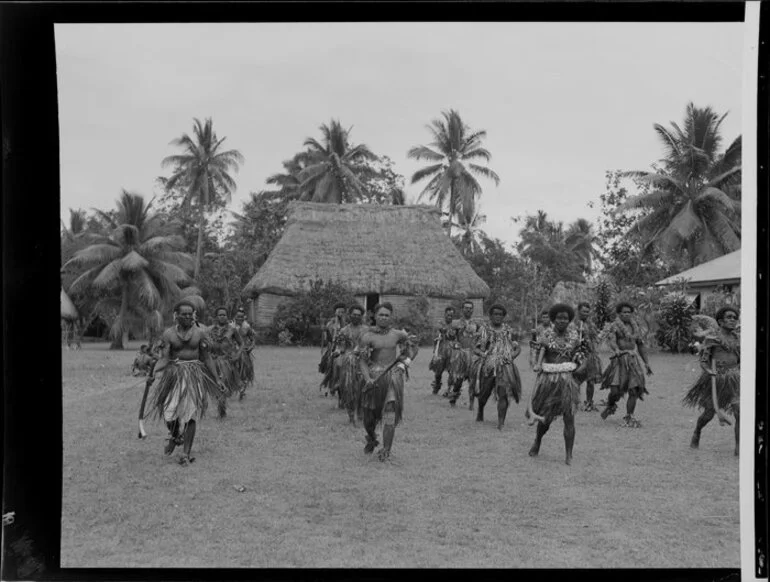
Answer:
[600,302,653,428]
[145,300,227,465]
[429,306,457,395]
[207,307,244,416]
[358,303,419,461]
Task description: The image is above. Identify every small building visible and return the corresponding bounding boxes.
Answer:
[655,249,741,310]
[242,202,490,328]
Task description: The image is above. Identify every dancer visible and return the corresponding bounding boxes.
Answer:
[207,307,243,417]
[429,307,457,395]
[358,303,419,461]
[473,304,522,430]
[683,307,740,455]
[333,304,370,424]
[572,302,603,412]
[448,300,482,407]
[526,303,585,465]
[233,309,256,399]
[145,300,227,465]
[319,303,346,397]
[599,302,653,428]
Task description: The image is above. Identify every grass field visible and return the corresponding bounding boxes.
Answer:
[61,343,740,568]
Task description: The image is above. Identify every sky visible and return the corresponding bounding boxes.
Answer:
[55,22,745,248]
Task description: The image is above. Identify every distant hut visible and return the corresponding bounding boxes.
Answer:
[243,202,490,328]
[655,249,741,310]
[61,287,78,321]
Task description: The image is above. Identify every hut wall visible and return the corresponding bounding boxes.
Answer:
[253,293,292,328]
[379,294,486,327]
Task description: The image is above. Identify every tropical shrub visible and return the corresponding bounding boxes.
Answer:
[654,292,695,352]
[393,295,433,345]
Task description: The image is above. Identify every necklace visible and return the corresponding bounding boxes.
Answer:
[175,325,193,343]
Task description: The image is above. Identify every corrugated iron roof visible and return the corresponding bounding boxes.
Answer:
[655,249,741,286]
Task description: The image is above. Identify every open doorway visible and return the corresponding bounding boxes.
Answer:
[365,293,380,325]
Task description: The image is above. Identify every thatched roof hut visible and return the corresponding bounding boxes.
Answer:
[243,202,490,327]
[61,287,78,321]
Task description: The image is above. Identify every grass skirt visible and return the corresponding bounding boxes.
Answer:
[335,352,363,412]
[212,355,240,396]
[429,342,450,373]
[146,360,222,424]
[600,352,648,400]
[360,364,404,427]
[234,349,255,388]
[480,361,522,403]
[448,347,472,385]
[682,364,739,411]
[529,371,580,419]
[573,352,603,384]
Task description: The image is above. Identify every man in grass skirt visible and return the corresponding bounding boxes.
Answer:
[429,306,457,395]
[448,300,482,408]
[529,309,552,370]
[332,304,370,424]
[358,303,419,461]
[233,309,256,400]
[473,304,522,430]
[319,303,347,397]
[599,302,653,428]
[207,306,244,417]
[571,302,603,412]
[526,303,586,465]
[683,306,740,456]
[145,300,227,466]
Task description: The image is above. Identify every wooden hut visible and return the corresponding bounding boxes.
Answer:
[655,249,741,310]
[243,202,490,328]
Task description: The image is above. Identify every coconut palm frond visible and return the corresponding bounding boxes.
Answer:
[467,163,500,186]
[407,145,444,162]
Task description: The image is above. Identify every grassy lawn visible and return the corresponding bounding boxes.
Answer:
[61,343,739,568]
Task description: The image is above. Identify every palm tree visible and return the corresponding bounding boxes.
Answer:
[297,119,378,203]
[161,117,244,280]
[265,153,311,200]
[565,218,599,274]
[449,209,489,256]
[407,109,500,234]
[619,103,741,267]
[61,208,87,240]
[63,191,194,349]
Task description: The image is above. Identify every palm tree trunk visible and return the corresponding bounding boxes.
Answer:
[110,285,129,350]
[194,203,204,281]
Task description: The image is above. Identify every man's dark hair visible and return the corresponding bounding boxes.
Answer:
[715,306,739,323]
[216,306,229,316]
[489,304,507,317]
[174,299,196,313]
[348,303,365,315]
[540,309,549,316]
[333,302,347,310]
[462,300,474,308]
[374,302,393,314]
[549,303,575,322]
[577,301,591,311]
[445,306,456,314]
[615,302,635,314]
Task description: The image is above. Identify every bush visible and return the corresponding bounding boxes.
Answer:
[654,292,695,353]
[593,278,614,331]
[269,279,358,346]
[393,295,434,346]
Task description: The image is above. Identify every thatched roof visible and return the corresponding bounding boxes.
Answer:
[61,287,78,321]
[656,249,741,287]
[243,202,490,299]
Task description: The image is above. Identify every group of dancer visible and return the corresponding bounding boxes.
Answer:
[139,294,740,467]
[429,300,740,465]
[140,302,257,465]
[319,302,419,461]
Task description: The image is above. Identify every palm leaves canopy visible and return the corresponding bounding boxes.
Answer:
[161,117,244,279]
[618,103,741,267]
[565,218,600,274]
[297,119,378,203]
[408,109,500,232]
[62,191,193,349]
[449,209,490,257]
